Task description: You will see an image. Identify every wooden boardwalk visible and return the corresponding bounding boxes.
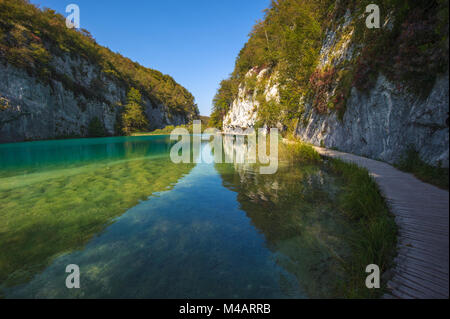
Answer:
[313,147,449,299]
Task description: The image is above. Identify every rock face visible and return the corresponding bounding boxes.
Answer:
[223,12,449,168]
[223,68,280,134]
[223,69,259,134]
[297,72,449,167]
[0,55,194,143]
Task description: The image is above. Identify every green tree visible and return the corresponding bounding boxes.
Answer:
[209,78,238,129]
[210,0,327,130]
[87,116,106,137]
[122,88,149,135]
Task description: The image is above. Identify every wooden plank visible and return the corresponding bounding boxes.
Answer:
[394,256,449,278]
[394,265,449,290]
[393,271,448,297]
[312,146,450,299]
[397,249,449,267]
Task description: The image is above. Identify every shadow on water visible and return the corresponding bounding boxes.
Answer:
[1,138,353,298]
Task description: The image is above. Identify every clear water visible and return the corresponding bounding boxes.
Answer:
[0,136,351,298]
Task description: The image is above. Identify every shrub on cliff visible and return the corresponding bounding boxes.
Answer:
[209,78,239,129]
[352,0,449,97]
[210,0,329,129]
[212,0,449,130]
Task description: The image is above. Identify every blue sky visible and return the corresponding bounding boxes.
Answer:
[29,0,270,116]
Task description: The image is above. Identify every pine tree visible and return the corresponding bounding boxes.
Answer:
[122,88,149,135]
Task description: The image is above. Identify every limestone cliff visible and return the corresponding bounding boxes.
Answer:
[0,0,198,143]
[0,57,194,143]
[223,68,280,134]
[221,4,449,168]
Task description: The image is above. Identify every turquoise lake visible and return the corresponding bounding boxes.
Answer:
[0,136,352,298]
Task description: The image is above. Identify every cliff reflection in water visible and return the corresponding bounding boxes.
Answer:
[216,138,352,298]
[2,137,354,299]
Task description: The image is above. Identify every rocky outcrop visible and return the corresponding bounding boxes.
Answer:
[297,72,449,167]
[223,70,259,134]
[297,11,449,167]
[223,11,449,168]
[0,55,194,143]
[223,68,280,134]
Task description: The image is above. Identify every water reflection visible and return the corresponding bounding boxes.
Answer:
[1,138,352,299]
[3,143,303,299]
[216,141,352,298]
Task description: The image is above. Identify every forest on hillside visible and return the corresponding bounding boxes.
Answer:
[209,0,449,131]
[0,0,198,116]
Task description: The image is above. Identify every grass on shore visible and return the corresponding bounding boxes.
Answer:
[131,124,196,136]
[130,132,167,136]
[395,148,449,190]
[328,159,397,298]
[283,140,397,298]
[130,126,178,136]
[279,141,322,164]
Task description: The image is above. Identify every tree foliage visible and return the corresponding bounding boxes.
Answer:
[122,88,149,135]
[209,79,238,128]
[0,0,199,117]
[87,116,106,137]
[211,0,449,129]
[351,0,449,96]
[210,0,331,129]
